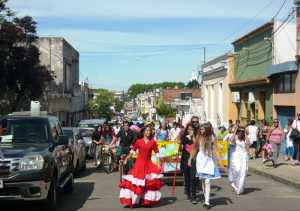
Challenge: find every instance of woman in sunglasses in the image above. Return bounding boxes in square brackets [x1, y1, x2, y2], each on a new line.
[267, 119, 285, 168]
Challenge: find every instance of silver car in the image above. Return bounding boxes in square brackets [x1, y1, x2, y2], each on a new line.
[63, 127, 87, 176]
[79, 127, 96, 157]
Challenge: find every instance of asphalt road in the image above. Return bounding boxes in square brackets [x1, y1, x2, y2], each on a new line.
[2, 162, 300, 211]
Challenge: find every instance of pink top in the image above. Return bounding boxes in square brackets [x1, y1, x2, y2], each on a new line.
[269, 127, 284, 144]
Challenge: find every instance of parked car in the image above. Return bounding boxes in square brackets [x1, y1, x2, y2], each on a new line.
[79, 127, 95, 157]
[63, 127, 86, 175]
[78, 119, 106, 130]
[0, 112, 74, 210]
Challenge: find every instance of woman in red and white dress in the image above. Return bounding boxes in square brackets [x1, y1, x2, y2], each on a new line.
[119, 125, 163, 207]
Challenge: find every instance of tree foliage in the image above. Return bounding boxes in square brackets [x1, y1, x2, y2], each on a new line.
[155, 100, 176, 118]
[187, 79, 200, 88]
[114, 98, 124, 113]
[127, 82, 185, 99]
[89, 89, 115, 120]
[0, 0, 53, 114]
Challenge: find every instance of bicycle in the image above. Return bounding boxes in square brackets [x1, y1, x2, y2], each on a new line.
[118, 149, 136, 181]
[94, 142, 115, 174]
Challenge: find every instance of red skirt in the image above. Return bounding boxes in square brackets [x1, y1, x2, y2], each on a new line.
[119, 159, 163, 206]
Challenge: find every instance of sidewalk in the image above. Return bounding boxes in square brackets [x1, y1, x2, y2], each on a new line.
[248, 157, 300, 189]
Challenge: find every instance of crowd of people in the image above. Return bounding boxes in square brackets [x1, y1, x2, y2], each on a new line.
[225, 114, 300, 167]
[90, 113, 300, 209]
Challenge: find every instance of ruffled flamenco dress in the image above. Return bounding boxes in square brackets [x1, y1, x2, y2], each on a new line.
[119, 138, 163, 207]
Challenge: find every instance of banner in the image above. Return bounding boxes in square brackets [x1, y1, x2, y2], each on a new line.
[215, 139, 228, 167]
[152, 141, 180, 173]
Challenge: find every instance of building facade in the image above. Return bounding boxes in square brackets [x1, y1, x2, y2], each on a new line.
[229, 21, 296, 125]
[162, 88, 203, 122]
[266, 10, 299, 126]
[202, 53, 230, 128]
[38, 37, 89, 126]
[136, 89, 161, 121]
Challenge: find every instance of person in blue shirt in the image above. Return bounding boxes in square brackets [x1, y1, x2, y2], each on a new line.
[156, 122, 169, 141]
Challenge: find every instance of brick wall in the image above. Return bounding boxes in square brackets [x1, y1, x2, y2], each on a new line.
[162, 88, 201, 103]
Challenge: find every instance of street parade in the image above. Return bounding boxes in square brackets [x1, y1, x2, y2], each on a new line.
[1, 0, 300, 211]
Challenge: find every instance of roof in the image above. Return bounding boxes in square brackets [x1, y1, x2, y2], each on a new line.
[232, 22, 274, 46]
[162, 88, 201, 102]
[6, 111, 55, 119]
[202, 53, 229, 68]
[267, 61, 298, 77]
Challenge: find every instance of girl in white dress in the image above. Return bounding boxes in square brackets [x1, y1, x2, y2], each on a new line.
[228, 127, 250, 195]
[189, 123, 224, 209]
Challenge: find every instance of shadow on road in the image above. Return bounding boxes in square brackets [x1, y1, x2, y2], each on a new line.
[211, 197, 233, 207]
[57, 182, 95, 211]
[211, 185, 222, 192]
[157, 196, 177, 207]
[243, 187, 262, 195]
[1, 182, 95, 211]
[76, 167, 97, 178]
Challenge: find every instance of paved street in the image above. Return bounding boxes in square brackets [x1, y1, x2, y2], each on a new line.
[2, 162, 300, 211]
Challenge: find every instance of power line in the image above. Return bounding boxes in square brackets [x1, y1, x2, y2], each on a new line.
[201, 0, 283, 63]
[218, 0, 277, 44]
[271, 7, 296, 37]
[273, 0, 289, 18]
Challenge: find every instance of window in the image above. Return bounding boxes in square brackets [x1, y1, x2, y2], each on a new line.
[273, 72, 296, 93]
[181, 93, 192, 100]
[5, 119, 49, 143]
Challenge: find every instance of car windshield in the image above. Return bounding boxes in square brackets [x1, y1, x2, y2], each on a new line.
[79, 123, 99, 130]
[63, 129, 73, 139]
[79, 129, 93, 137]
[0, 119, 49, 143]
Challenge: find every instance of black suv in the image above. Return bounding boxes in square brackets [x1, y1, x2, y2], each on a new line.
[0, 112, 74, 210]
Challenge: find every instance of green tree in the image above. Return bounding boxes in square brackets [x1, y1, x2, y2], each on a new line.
[187, 79, 200, 88]
[89, 89, 115, 120]
[0, 0, 53, 114]
[127, 82, 185, 99]
[114, 98, 124, 113]
[155, 100, 177, 118]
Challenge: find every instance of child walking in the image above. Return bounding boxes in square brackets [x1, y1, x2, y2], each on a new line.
[189, 123, 223, 209]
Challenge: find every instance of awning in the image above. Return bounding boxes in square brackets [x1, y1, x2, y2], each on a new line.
[267, 61, 298, 77]
[229, 77, 270, 88]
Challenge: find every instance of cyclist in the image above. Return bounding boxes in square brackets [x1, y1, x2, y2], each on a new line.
[100, 123, 116, 145]
[92, 125, 102, 166]
[111, 120, 137, 173]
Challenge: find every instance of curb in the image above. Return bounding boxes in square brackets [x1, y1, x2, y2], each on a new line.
[249, 167, 300, 189]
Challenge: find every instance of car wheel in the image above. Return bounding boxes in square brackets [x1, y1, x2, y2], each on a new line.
[43, 177, 57, 211]
[63, 173, 74, 194]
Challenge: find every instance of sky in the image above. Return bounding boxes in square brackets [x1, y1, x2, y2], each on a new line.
[8, 0, 294, 90]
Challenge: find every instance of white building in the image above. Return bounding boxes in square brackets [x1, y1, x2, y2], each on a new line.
[136, 89, 160, 121]
[202, 53, 230, 128]
[38, 37, 89, 126]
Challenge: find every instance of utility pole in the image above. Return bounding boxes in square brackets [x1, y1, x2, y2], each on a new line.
[197, 47, 206, 85]
[295, 0, 300, 61]
[203, 47, 206, 64]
